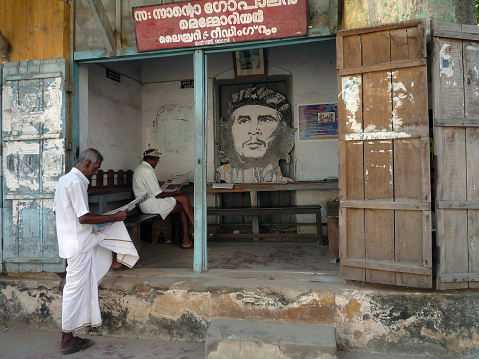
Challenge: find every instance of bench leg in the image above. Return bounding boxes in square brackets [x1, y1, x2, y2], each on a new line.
[127, 225, 141, 259]
[250, 191, 260, 241]
[316, 209, 324, 245]
[328, 216, 339, 263]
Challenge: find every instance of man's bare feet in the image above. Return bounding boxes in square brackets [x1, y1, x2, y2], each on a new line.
[111, 252, 122, 268]
[111, 261, 122, 269]
[182, 236, 193, 248]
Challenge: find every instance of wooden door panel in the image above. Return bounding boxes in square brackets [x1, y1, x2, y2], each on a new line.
[363, 71, 392, 130]
[342, 36, 361, 68]
[433, 21, 479, 289]
[464, 41, 479, 119]
[435, 39, 464, 120]
[436, 128, 467, 201]
[338, 20, 432, 288]
[362, 31, 391, 65]
[339, 207, 365, 281]
[364, 140, 394, 200]
[343, 141, 364, 200]
[392, 67, 428, 133]
[338, 75, 362, 135]
[395, 139, 422, 201]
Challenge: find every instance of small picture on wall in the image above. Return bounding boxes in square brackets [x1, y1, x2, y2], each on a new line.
[298, 103, 339, 141]
[233, 49, 267, 78]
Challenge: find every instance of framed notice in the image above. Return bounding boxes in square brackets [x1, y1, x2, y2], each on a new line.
[234, 49, 267, 78]
[298, 103, 338, 141]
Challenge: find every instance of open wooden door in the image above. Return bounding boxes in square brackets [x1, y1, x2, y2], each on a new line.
[432, 21, 479, 290]
[337, 20, 432, 288]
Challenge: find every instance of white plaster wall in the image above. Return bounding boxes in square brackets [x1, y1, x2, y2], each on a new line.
[141, 54, 215, 183]
[86, 63, 143, 170]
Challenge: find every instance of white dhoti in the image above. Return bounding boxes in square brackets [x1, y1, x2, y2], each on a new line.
[139, 197, 176, 220]
[61, 221, 138, 332]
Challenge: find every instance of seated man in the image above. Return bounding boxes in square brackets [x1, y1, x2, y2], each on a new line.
[132, 149, 194, 248]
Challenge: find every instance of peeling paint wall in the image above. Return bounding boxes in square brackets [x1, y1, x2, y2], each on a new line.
[2, 275, 479, 357]
[343, 0, 477, 30]
[3, 77, 64, 193]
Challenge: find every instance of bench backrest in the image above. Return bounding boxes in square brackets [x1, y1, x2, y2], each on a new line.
[89, 169, 133, 192]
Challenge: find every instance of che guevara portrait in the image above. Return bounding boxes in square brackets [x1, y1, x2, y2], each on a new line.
[217, 87, 295, 183]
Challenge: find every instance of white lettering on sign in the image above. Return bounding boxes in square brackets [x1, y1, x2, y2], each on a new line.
[133, 0, 306, 51]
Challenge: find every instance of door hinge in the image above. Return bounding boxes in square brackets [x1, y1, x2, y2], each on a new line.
[65, 139, 73, 151]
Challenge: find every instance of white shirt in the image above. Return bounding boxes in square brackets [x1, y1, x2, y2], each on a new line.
[132, 161, 176, 219]
[132, 161, 162, 199]
[54, 167, 102, 258]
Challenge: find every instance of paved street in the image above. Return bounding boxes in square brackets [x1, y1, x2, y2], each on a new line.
[0, 326, 467, 359]
[0, 327, 204, 359]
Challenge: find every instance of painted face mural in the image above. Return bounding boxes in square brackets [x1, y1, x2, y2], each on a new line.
[217, 87, 295, 183]
[231, 105, 281, 160]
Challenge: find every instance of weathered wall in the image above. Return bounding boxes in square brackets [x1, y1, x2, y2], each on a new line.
[2, 274, 479, 357]
[0, 0, 70, 62]
[343, 0, 477, 30]
[84, 63, 143, 170]
[141, 54, 198, 184]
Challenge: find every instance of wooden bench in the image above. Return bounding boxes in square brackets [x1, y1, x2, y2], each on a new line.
[88, 169, 178, 257]
[88, 169, 135, 214]
[207, 205, 323, 243]
[124, 211, 161, 257]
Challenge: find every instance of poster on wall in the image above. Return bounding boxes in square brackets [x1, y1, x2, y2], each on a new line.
[298, 103, 338, 141]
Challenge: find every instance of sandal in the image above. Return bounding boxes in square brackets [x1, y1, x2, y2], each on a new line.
[61, 337, 94, 355]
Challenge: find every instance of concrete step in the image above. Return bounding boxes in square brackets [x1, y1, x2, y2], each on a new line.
[206, 319, 337, 359]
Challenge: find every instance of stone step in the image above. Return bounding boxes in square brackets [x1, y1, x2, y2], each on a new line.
[206, 318, 337, 359]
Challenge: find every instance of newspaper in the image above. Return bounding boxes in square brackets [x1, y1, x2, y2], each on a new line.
[102, 193, 149, 215]
[93, 193, 148, 228]
[160, 171, 191, 193]
[212, 183, 234, 189]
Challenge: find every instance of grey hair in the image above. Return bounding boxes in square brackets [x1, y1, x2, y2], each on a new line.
[77, 148, 103, 165]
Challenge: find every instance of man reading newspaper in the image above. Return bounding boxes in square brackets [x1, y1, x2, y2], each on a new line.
[132, 149, 194, 248]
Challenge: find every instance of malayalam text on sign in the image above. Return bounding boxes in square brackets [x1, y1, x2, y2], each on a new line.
[133, 0, 307, 51]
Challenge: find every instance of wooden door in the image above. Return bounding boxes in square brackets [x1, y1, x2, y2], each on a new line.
[432, 21, 479, 290]
[2, 59, 67, 272]
[337, 20, 432, 288]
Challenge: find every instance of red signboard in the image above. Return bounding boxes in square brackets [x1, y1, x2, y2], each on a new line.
[132, 0, 307, 51]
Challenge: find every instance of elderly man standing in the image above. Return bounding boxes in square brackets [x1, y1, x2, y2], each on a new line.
[54, 148, 139, 355]
[133, 149, 194, 248]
